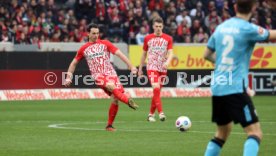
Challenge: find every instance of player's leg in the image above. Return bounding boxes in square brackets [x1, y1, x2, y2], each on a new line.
[147, 70, 157, 115]
[147, 98, 156, 122]
[106, 96, 119, 131]
[147, 70, 165, 121]
[105, 77, 138, 110]
[236, 92, 262, 156]
[226, 91, 261, 156]
[157, 72, 167, 121]
[243, 122, 262, 156]
[96, 75, 138, 110]
[106, 83, 138, 110]
[205, 96, 232, 156]
[146, 70, 157, 121]
[204, 123, 232, 156]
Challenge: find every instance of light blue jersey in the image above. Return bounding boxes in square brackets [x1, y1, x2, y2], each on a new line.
[207, 17, 269, 96]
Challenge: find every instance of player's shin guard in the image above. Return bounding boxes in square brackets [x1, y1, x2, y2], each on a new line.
[150, 98, 156, 115]
[108, 103, 119, 126]
[112, 88, 129, 104]
[204, 137, 225, 156]
[153, 88, 163, 113]
[243, 135, 260, 156]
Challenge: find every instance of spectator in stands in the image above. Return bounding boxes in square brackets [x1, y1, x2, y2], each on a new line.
[190, 1, 205, 18]
[36, 0, 47, 16]
[184, 35, 192, 43]
[221, 9, 231, 22]
[0, 27, 12, 42]
[148, 0, 164, 11]
[128, 31, 137, 44]
[222, 0, 235, 17]
[215, 0, 225, 12]
[176, 0, 187, 13]
[193, 27, 209, 43]
[190, 19, 201, 38]
[134, 0, 146, 19]
[141, 20, 150, 34]
[118, 0, 129, 14]
[169, 22, 178, 41]
[265, 17, 273, 29]
[176, 19, 190, 42]
[16, 32, 30, 44]
[208, 22, 217, 35]
[204, 9, 222, 28]
[95, 1, 106, 17]
[165, 1, 177, 16]
[207, 1, 216, 13]
[108, 7, 123, 40]
[176, 9, 192, 28]
[136, 26, 148, 45]
[74, 0, 94, 21]
[153, 2, 166, 20]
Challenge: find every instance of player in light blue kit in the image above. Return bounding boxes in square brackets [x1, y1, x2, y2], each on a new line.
[203, 0, 276, 156]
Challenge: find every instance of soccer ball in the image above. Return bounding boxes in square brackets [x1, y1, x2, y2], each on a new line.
[175, 116, 192, 132]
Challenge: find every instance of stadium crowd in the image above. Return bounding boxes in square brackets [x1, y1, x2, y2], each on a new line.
[0, 0, 275, 44]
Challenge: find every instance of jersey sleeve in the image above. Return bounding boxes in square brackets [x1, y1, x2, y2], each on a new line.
[105, 40, 118, 54]
[167, 36, 173, 50]
[75, 45, 85, 61]
[143, 36, 149, 51]
[207, 34, 216, 52]
[248, 24, 269, 42]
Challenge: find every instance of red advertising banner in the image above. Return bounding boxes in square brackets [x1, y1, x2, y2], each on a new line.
[0, 88, 212, 101]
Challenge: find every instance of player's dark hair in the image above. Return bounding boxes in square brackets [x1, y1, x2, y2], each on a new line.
[236, 0, 256, 14]
[87, 24, 99, 32]
[153, 17, 164, 24]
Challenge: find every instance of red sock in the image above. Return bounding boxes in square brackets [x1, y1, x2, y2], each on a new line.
[112, 88, 129, 104]
[153, 87, 163, 113]
[108, 103, 119, 126]
[150, 98, 156, 115]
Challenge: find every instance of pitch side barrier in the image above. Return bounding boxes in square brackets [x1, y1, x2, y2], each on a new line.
[0, 42, 129, 69]
[0, 69, 275, 101]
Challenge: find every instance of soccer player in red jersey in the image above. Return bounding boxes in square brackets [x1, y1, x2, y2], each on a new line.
[138, 17, 174, 122]
[64, 24, 139, 131]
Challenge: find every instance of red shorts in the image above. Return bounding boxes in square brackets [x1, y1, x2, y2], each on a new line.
[147, 70, 167, 87]
[95, 75, 124, 96]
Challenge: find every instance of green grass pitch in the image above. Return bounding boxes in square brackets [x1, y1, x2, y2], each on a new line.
[0, 96, 275, 156]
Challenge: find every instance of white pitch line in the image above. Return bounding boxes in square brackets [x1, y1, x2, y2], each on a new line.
[1, 120, 276, 124]
[47, 123, 276, 136]
[0, 120, 275, 136]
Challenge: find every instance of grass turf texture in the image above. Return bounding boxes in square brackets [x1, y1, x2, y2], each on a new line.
[0, 96, 275, 156]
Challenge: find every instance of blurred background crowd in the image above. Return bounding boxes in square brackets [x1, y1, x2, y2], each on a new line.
[0, 0, 275, 45]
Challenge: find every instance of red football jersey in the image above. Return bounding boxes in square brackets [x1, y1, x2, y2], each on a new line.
[75, 39, 118, 79]
[143, 33, 173, 72]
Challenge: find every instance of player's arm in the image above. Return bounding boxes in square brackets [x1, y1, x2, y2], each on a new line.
[138, 50, 147, 76]
[114, 49, 137, 74]
[268, 30, 276, 40]
[163, 49, 173, 69]
[64, 58, 79, 87]
[203, 47, 216, 63]
[163, 36, 174, 69]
